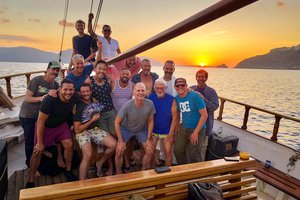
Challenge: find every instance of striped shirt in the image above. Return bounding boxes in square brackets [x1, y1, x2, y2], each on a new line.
[112, 80, 133, 113]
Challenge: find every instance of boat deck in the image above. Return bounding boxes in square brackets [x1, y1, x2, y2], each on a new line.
[6, 146, 145, 200]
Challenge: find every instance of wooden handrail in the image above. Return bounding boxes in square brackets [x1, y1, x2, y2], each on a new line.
[20, 158, 256, 200]
[217, 96, 300, 142]
[0, 69, 66, 98]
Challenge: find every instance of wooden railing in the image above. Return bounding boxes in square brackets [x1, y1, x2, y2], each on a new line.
[20, 158, 256, 200]
[0, 69, 66, 98]
[217, 96, 300, 142]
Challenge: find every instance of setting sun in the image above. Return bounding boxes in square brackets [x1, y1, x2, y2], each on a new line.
[200, 62, 205, 67]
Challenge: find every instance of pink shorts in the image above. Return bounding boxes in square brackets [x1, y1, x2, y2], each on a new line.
[34, 122, 72, 146]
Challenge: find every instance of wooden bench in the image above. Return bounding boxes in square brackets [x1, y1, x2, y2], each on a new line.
[20, 158, 256, 200]
[255, 162, 300, 199]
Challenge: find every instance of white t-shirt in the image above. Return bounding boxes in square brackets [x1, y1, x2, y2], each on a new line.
[97, 35, 120, 60]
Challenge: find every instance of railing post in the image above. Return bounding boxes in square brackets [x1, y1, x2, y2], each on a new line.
[271, 115, 282, 141]
[25, 74, 31, 85]
[241, 106, 251, 130]
[4, 77, 12, 98]
[217, 99, 226, 120]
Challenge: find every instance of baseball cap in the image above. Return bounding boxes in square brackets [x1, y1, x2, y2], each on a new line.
[174, 78, 187, 86]
[47, 61, 61, 69]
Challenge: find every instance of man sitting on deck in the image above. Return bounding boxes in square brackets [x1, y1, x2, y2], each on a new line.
[174, 78, 208, 164]
[73, 83, 116, 179]
[149, 78, 177, 166]
[25, 79, 78, 188]
[115, 83, 155, 174]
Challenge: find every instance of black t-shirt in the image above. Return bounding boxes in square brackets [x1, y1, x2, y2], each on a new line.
[72, 34, 95, 61]
[73, 100, 98, 130]
[40, 93, 78, 128]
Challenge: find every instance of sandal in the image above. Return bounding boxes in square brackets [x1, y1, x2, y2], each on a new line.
[155, 159, 165, 167]
[123, 165, 131, 173]
[129, 158, 136, 166]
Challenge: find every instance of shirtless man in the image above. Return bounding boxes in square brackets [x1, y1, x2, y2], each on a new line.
[131, 59, 159, 96]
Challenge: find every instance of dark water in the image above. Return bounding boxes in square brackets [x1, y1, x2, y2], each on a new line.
[0, 62, 299, 149]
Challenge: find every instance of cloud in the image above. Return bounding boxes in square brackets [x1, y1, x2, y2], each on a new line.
[0, 18, 9, 23]
[28, 18, 41, 23]
[0, 34, 37, 42]
[0, 6, 8, 15]
[58, 19, 74, 27]
[276, 1, 286, 7]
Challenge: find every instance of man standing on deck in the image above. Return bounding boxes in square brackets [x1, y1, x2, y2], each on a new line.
[174, 78, 208, 164]
[25, 79, 78, 188]
[190, 69, 219, 160]
[131, 59, 159, 97]
[88, 13, 121, 60]
[161, 60, 177, 97]
[149, 79, 177, 166]
[111, 68, 133, 113]
[115, 83, 155, 174]
[66, 40, 103, 92]
[68, 20, 96, 72]
[113, 56, 142, 80]
[19, 61, 60, 168]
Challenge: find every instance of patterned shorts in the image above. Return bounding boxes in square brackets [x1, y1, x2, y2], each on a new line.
[75, 128, 109, 148]
[153, 133, 168, 139]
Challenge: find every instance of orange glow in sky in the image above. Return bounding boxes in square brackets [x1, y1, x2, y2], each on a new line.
[0, 0, 299, 67]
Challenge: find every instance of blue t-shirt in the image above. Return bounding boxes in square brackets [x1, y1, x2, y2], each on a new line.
[175, 91, 206, 129]
[66, 64, 93, 91]
[149, 93, 174, 134]
[72, 34, 95, 61]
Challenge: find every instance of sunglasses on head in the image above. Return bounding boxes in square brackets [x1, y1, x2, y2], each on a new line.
[103, 29, 111, 32]
[175, 84, 186, 88]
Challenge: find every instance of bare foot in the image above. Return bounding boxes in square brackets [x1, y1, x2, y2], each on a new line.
[35, 171, 40, 177]
[57, 158, 66, 168]
[106, 168, 113, 176]
[95, 162, 103, 177]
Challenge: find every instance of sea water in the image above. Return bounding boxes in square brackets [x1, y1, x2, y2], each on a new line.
[0, 62, 299, 149]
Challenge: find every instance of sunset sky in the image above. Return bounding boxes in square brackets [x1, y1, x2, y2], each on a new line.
[0, 0, 299, 67]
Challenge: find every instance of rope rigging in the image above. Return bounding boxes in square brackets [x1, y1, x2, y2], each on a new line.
[58, 0, 69, 63]
[92, 0, 104, 36]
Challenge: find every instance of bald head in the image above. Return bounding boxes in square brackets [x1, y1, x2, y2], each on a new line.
[133, 82, 146, 100]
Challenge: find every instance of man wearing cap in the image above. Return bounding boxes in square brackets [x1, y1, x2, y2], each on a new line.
[19, 61, 61, 168]
[190, 69, 219, 160]
[174, 78, 208, 164]
[26, 79, 78, 188]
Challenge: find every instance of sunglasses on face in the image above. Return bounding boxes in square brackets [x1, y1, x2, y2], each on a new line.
[103, 29, 111, 32]
[175, 84, 186, 88]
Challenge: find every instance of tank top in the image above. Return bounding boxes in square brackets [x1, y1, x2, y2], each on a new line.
[112, 80, 133, 113]
[90, 76, 114, 113]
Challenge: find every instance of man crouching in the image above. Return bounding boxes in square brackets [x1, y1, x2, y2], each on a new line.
[73, 83, 117, 179]
[115, 82, 155, 174]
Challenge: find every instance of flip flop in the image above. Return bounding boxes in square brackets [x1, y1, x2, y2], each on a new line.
[129, 158, 136, 166]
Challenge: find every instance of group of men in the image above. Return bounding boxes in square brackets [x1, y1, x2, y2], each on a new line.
[20, 14, 219, 189]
